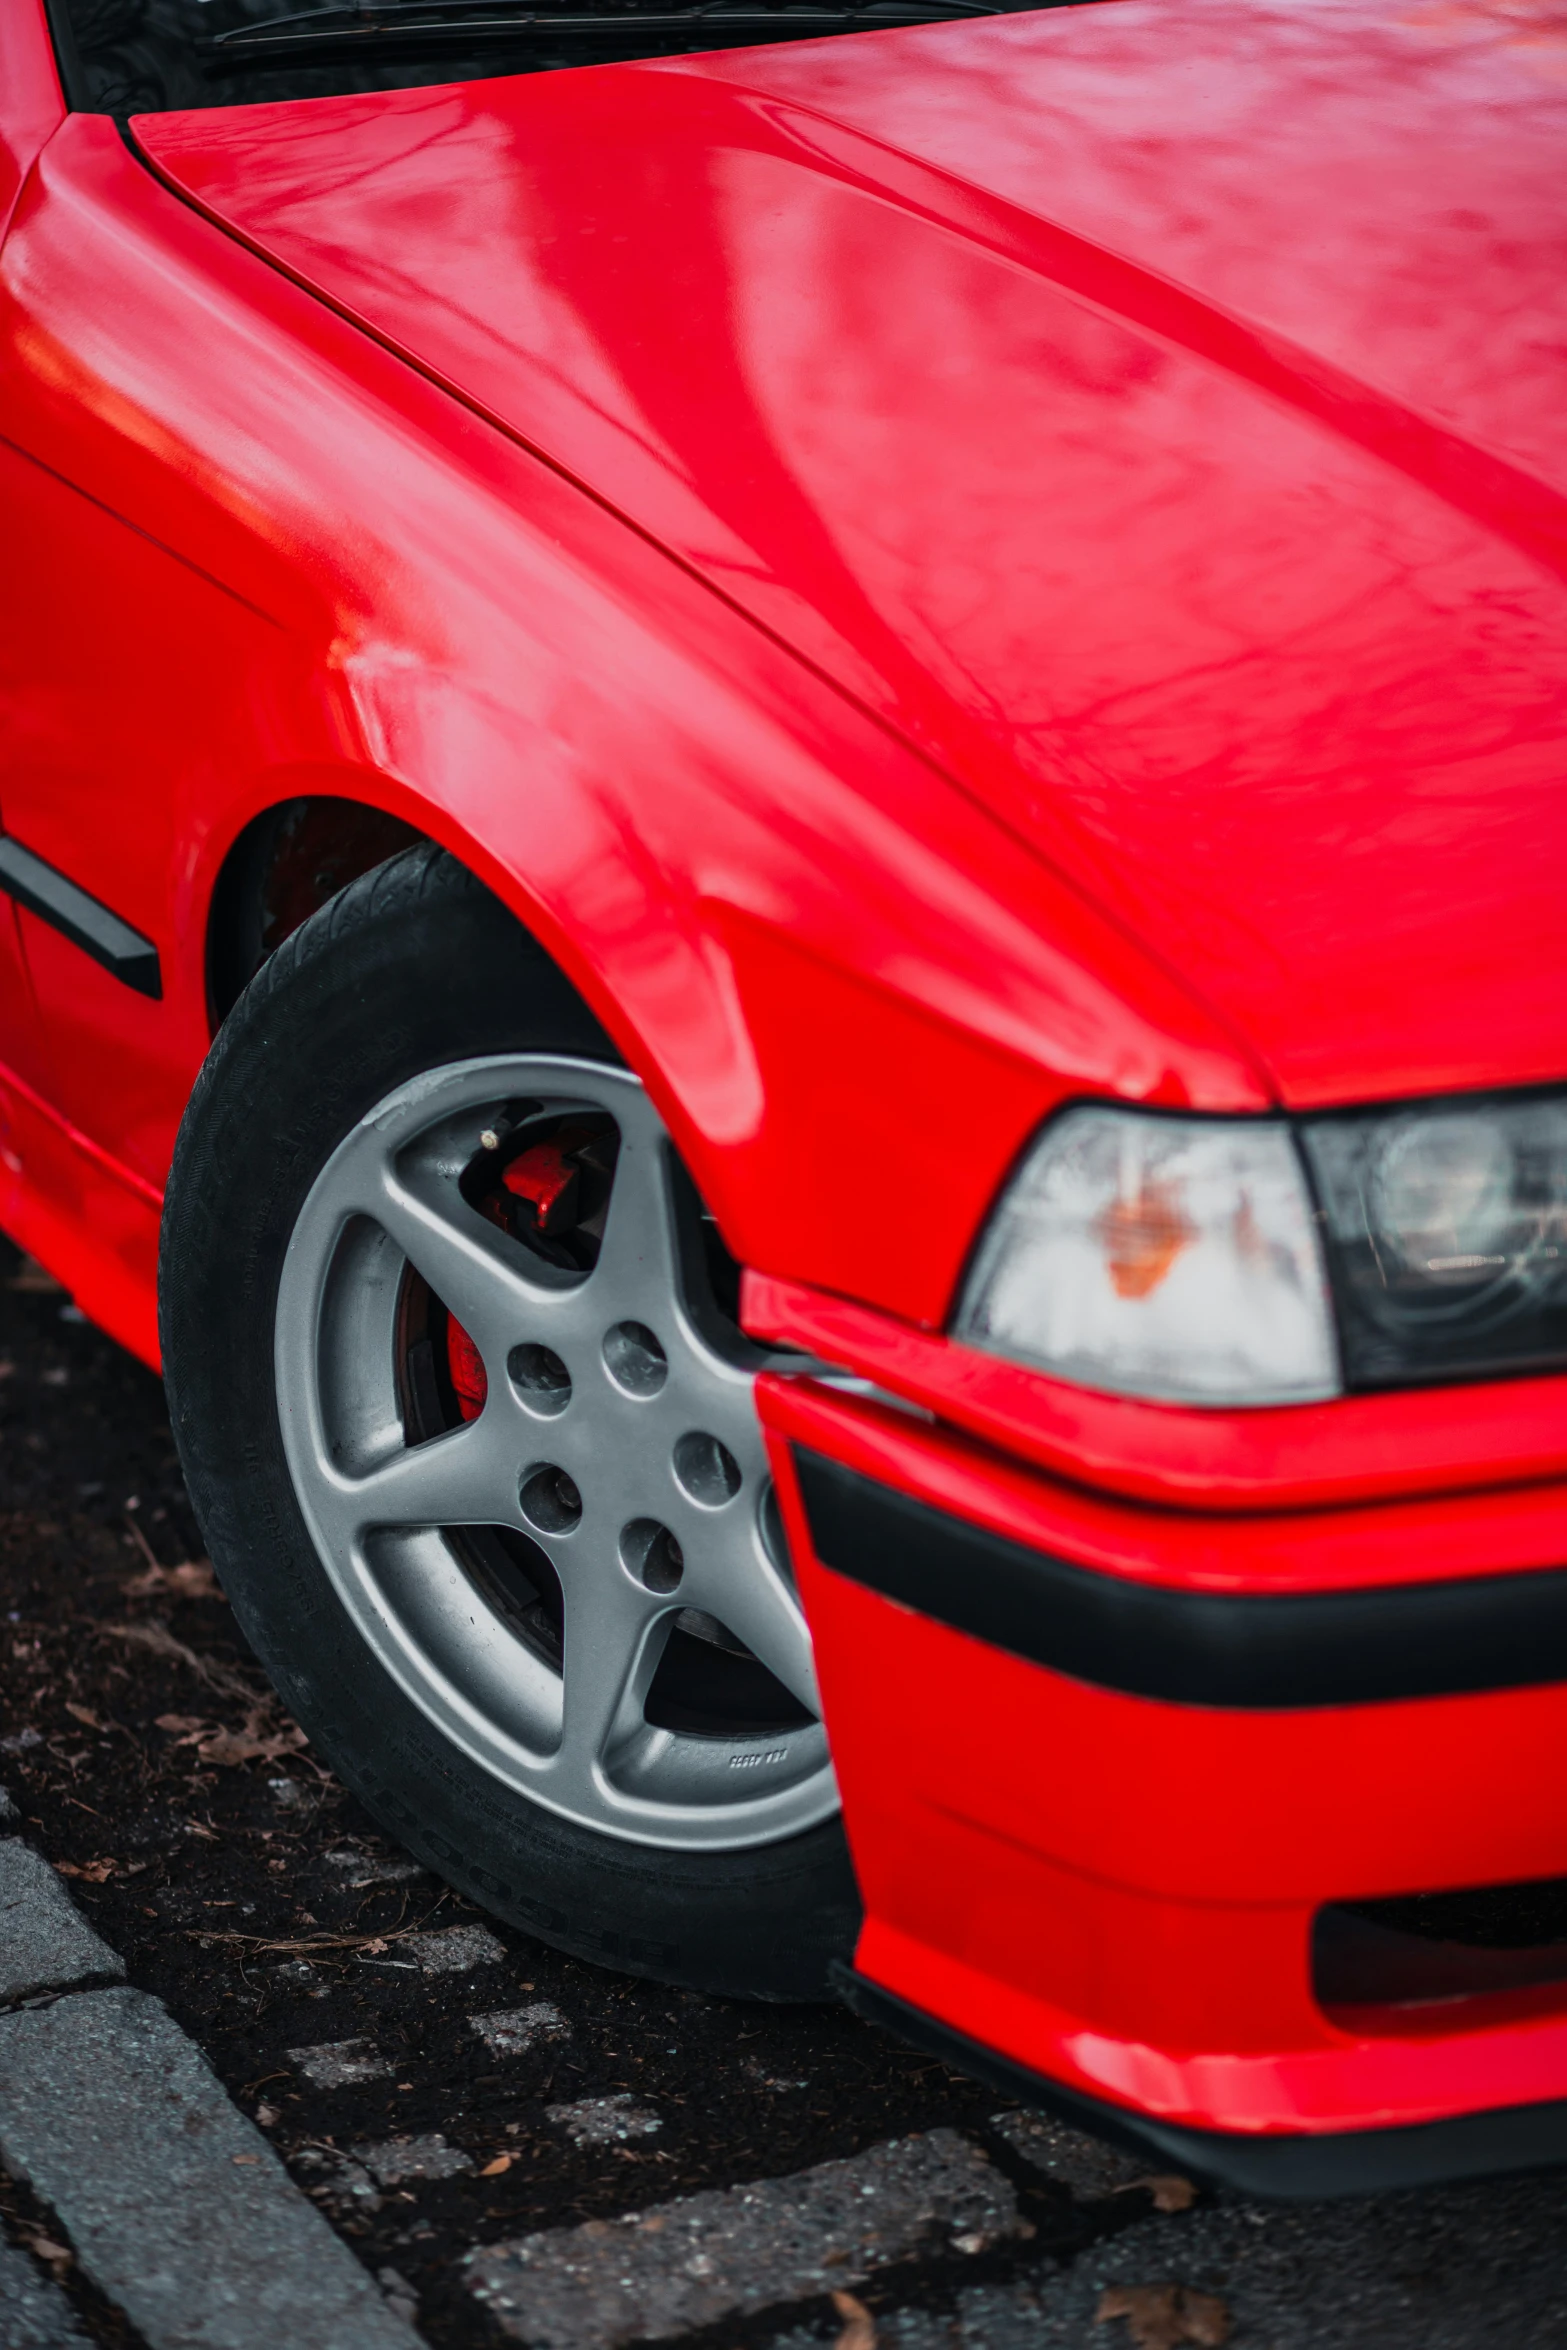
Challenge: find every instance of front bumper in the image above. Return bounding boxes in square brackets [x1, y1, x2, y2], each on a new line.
[836, 1974, 1567, 2198]
[750, 1282, 1567, 2193]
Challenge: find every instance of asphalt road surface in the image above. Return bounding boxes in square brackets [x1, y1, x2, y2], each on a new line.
[2, 1239, 1566, 2350]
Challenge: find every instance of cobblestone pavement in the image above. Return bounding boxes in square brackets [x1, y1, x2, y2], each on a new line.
[3, 1242, 1567, 2349]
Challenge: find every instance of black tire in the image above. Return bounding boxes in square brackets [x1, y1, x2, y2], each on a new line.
[161, 844, 859, 1998]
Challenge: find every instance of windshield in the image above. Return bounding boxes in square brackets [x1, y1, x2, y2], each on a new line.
[51, 0, 1063, 113]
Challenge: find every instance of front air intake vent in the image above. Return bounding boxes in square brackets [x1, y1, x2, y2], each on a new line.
[1315, 1877, 1567, 2013]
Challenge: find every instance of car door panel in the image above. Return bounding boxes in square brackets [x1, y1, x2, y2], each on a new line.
[0, 78, 290, 1352]
[0, 431, 277, 1189]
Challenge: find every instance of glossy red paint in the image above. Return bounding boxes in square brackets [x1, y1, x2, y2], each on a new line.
[2, 0, 1565, 2168]
[3, 108, 1240, 1349]
[137, 0, 1567, 1112]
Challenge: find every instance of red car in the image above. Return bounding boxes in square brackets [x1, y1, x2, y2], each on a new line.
[3, 0, 1565, 2194]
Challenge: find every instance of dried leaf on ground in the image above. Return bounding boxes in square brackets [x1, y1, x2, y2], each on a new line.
[64, 1701, 104, 1730]
[832, 2290, 878, 2350]
[195, 1706, 308, 1768]
[1128, 2174, 1199, 2213]
[101, 1618, 256, 1701]
[1098, 2282, 1230, 2349]
[8, 1257, 63, 1294]
[125, 1558, 221, 1601]
[194, 1917, 429, 1957]
[18, 2227, 72, 2273]
[111, 1623, 304, 1764]
[56, 1855, 149, 1883]
[479, 2153, 513, 2177]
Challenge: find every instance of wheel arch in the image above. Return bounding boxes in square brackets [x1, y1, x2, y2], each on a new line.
[188, 754, 1085, 1338]
[205, 795, 429, 1025]
[201, 787, 656, 1090]
[196, 774, 763, 1256]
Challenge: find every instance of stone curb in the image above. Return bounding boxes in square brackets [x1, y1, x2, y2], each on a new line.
[0, 1836, 423, 2350]
[0, 1840, 124, 2005]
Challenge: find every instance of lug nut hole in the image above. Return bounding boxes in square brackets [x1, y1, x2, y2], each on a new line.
[602, 1321, 668, 1398]
[519, 1464, 582, 1534]
[508, 1343, 572, 1416]
[673, 1431, 741, 1507]
[620, 1517, 685, 1594]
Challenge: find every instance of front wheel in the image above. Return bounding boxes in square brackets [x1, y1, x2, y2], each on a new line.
[161, 846, 858, 1997]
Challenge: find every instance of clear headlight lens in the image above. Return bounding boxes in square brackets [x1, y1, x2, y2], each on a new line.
[1300, 1097, 1567, 1388]
[956, 1108, 1338, 1406]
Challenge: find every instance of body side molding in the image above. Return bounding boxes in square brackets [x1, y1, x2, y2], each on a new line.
[0, 836, 162, 999]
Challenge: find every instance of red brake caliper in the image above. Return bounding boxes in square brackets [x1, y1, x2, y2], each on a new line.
[444, 1138, 580, 1421]
[500, 1140, 579, 1232]
[446, 1315, 488, 1422]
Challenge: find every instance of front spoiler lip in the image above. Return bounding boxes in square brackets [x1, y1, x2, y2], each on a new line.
[837, 1969, 1567, 2199]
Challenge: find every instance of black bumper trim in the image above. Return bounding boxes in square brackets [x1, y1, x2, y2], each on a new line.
[794, 1448, 1567, 1709]
[0, 836, 162, 1000]
[837, 1968, 1567, 2197]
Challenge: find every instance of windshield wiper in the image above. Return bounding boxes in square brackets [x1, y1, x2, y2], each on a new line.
[210, 0, 1001, 52]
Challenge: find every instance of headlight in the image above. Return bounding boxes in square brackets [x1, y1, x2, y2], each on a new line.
[1300, 1096, 1567, 1388]
[955, 1108, 1338, 1406]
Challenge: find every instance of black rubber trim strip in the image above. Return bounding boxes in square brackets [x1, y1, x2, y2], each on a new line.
[793, 1447, 1567, 1708]
[836, 1967, 1567, 2197]
[0, 837, 162, 1000]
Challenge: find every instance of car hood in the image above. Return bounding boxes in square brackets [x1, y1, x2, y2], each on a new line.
[137, 0, 1567, 1108]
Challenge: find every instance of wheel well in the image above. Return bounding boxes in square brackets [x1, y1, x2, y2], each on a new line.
[207, 798, 426, 1026]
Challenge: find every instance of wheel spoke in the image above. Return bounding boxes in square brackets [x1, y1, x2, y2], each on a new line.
[680, 1538, 820, 1716]
[582, 1115, 683, 1318]
[368, 1161, 564, 1360]
[320, 1418, 515, 1545]
[554, 1576, 672, 1796]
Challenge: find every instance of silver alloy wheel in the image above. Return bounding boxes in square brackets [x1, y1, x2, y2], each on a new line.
[274, 1054, 836, 1852]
